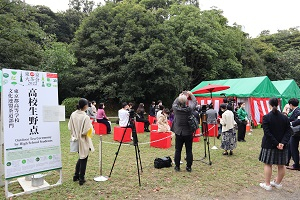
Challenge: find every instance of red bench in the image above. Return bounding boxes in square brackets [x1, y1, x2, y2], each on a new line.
[134, 121, 144, 133]
[150, 130, 172, 149]
[148, 115, 156, 124]
[150, 124, 158, 131]
[113, 126, 132, 142]
[94, 122, 107, 135]
[193, 128, 201, 142]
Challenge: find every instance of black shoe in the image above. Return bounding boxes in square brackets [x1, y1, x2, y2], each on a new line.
[73, 176, 79, 182]
[186, 167, 192, 172]
[217, 135, 220, 139]
[145, 129, 150, 132]
[229, 150, 233, 155]
[223, 151, 228, 155]
[79, 179, 86, 185]
[174, 166, 180, 172]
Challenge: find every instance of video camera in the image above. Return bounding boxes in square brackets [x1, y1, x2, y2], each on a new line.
[128, 109, 136, 119]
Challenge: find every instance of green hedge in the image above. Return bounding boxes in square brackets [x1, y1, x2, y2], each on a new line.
[62, 97, 81, 118]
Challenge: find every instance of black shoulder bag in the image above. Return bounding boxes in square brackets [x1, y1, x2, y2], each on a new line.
[188, 114, 198, 133]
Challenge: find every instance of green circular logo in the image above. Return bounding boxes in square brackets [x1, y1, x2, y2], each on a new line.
[35, 157, 40, 162]
[48, 155, 52, 159]
[6, 162, 11, 166]
[22, 160, 26, 164]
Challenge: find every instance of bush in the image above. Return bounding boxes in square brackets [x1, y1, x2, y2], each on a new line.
[62, 97, 80, 118]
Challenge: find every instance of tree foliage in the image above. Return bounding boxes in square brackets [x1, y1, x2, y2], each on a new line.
[1, 0, 299, 106]
[0, 0, 45, 69]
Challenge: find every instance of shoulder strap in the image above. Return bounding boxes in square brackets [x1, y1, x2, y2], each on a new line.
[70, 114, 86, 138]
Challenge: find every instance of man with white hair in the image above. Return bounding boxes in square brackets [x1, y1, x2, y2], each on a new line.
[172, 91, 197, 172]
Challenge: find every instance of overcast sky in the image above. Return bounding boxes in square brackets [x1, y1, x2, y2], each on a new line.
[26, 0, 300, 38]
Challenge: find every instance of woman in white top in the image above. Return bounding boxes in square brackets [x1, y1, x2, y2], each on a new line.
[118, 102, 130, 127]
[220, 103, 237, 155]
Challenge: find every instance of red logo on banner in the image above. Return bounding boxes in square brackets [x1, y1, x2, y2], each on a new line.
[46, 73, 58, 78]
[30, 72, 34, 76]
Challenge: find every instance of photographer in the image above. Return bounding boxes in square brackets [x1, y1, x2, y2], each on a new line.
[118, 102, 130, 127]
[172, 91, 197, 172]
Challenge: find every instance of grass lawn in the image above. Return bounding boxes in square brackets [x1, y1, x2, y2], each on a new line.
[2, 121, 299, 199]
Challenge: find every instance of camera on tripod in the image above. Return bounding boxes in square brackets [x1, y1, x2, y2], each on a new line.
[200, 104, 208, 123]
[128, 109, 136, 119]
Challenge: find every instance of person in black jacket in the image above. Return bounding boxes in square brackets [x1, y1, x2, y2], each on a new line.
[172, 91, 197, 172]
[259, 98, 291, 191]
[149, 101, 156, 117]
[286, 98, 300, 170]
[136, 103, 150, 132]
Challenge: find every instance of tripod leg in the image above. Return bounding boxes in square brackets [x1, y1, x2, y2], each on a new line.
[109, 127, 127, 177]
[136, 143, 143, 172]
[134, 145, 141, 186]
[202, 123, 207, 158]
[205, 124, 212, 165]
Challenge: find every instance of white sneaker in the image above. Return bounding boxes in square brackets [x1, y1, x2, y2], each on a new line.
[270, 181, 282, 189]
[259, 183, 272, 191]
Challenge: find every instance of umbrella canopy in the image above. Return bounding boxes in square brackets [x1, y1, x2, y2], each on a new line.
[192, 84, 230, 98]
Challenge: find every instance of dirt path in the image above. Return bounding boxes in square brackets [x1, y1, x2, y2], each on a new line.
[139, 170, 300, 200]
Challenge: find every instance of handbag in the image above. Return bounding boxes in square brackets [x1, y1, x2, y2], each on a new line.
[188, 114, 198, 133]
[291, 125, 300, 137]
[70, 137, 79, 152]
[154, 156, 172, 169]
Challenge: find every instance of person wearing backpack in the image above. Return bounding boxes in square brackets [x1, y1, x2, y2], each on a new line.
[172, 91, 197, 172]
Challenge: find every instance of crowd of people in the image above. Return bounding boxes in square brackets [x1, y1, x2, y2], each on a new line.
[68, 95, 300, 189]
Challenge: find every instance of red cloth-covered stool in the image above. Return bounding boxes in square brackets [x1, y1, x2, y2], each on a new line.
[206, 124, 218, 137]
[134, 121, 144, 133]
[150, 124, 158, 131]
[168, 120, 172, 128]
[148, 115, 156, 124]
[193, 128, 201, 142]
[94, 122, 107, 135]
[113, 126, 132, 142]
[150, 130, 172, 149]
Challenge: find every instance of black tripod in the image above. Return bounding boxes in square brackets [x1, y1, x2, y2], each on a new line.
[195, 112, 212, 165]
[109, 113, 143, 186]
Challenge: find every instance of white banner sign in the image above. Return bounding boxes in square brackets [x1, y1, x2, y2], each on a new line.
[2, 69, 62, 179]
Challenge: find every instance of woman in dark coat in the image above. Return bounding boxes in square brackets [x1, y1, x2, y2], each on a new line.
[136, 103, 150, 132]
[259, 98, 291, 191]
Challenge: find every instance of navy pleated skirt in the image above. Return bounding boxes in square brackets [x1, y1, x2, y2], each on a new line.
[259, 148, 288, 165]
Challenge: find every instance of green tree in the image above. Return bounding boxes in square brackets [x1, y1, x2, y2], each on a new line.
[0, 0, 45, 70]
[166, 7, 244, 87]
[73, 1, 189, 104]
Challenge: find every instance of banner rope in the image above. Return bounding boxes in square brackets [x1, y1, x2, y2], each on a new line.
[99, 124, 218, 146]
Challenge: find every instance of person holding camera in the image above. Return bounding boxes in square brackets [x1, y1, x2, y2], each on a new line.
[172, 91, 197, 172]
[237, 102, 248, 142]
[118, 102, 130, 127]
